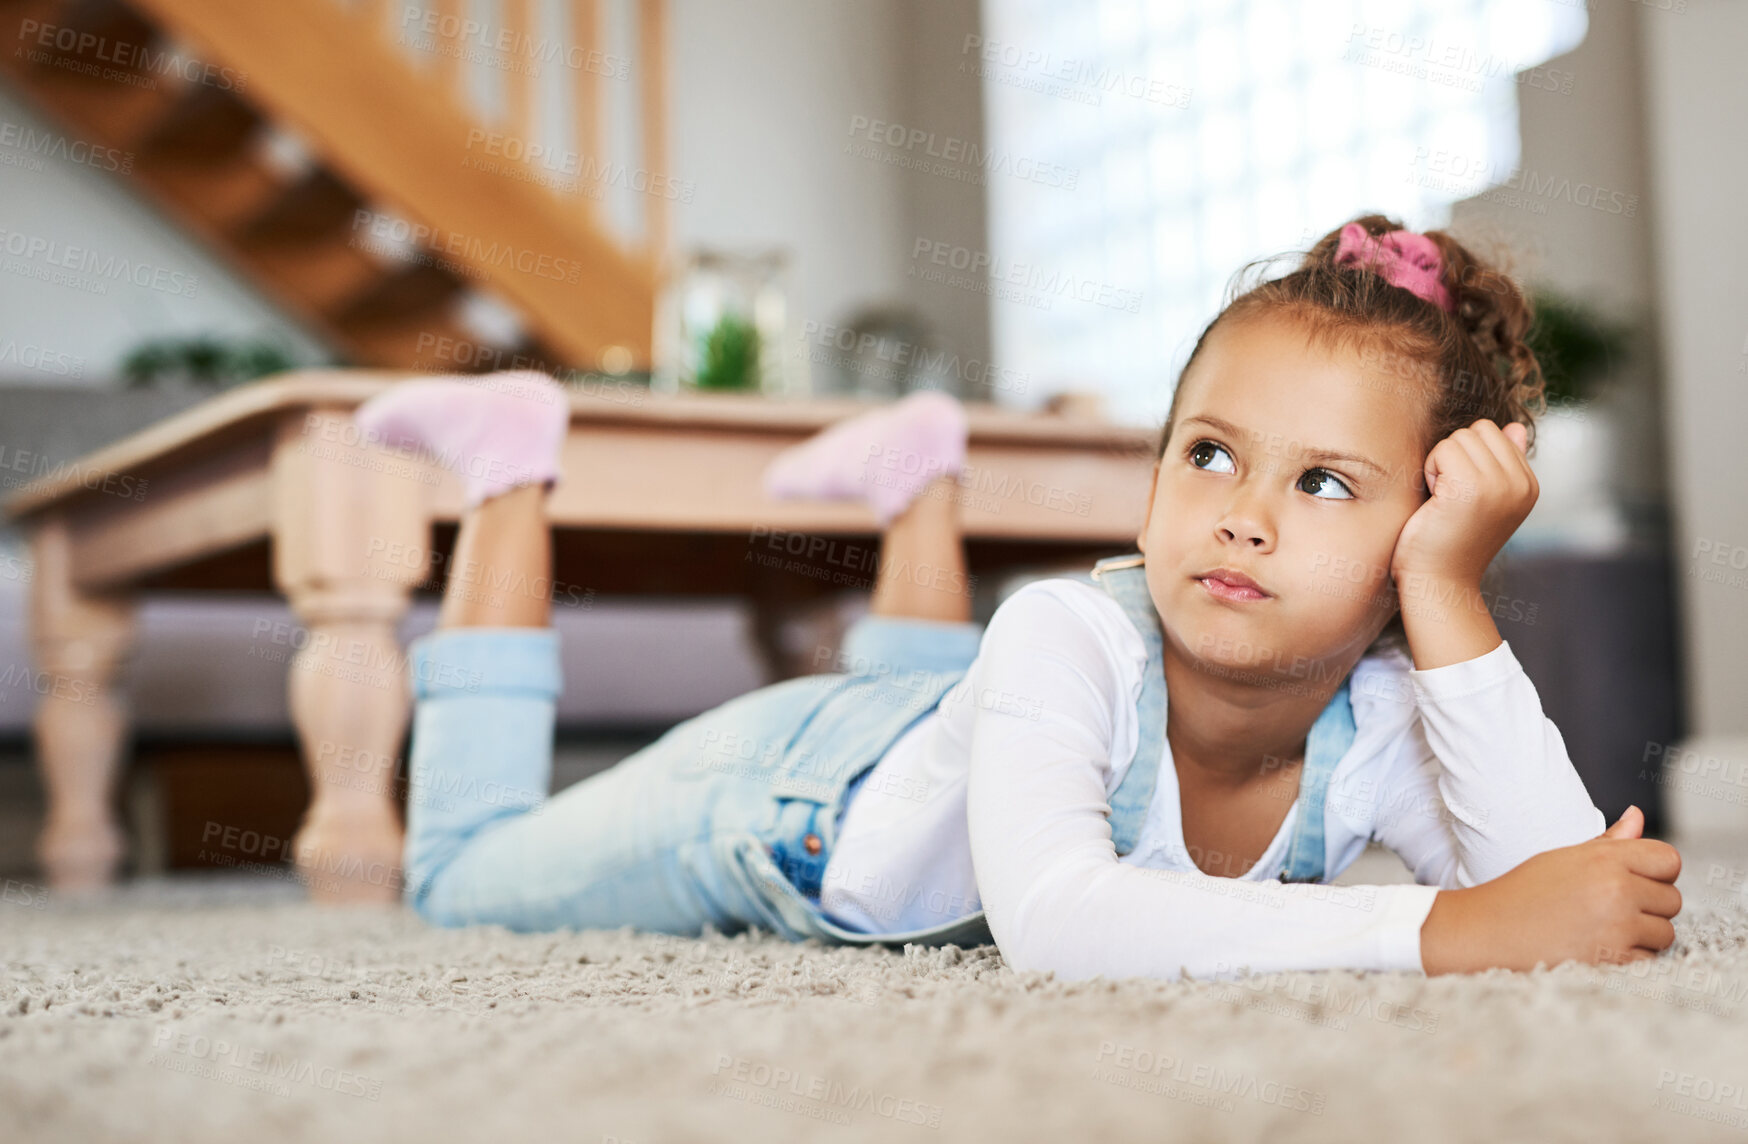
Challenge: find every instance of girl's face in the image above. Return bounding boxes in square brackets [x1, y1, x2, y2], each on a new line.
[1136, 312, 1431, 684]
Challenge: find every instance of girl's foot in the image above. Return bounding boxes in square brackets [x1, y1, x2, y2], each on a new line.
[353, 370, 570, 508]
[762, 390, 968, 526]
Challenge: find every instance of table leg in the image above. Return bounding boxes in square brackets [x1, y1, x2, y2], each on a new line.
[28, 517, 137, 892]
[282, 582, 413, 903]
[273, 406, 432, 904]
[746, 568, 851, 682]
[746, 588, 794, 682]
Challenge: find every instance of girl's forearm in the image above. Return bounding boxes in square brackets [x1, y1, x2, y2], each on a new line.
[1391, 635, 1604, 886]
[1417, 887, 1483, 974]
[1396, 572, 1503, 670]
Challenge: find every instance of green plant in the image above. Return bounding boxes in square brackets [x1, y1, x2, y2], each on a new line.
[1526, 288, 1632, 405]
[693, 313, 760, 391]
[121, 335, 300, 389]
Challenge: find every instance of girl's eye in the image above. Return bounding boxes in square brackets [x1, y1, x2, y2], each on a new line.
[1298, 468, 1354, 500]
[1188, 441, 1235, 473]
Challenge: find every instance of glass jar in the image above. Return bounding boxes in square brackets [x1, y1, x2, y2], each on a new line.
[653, 248, 794, 396]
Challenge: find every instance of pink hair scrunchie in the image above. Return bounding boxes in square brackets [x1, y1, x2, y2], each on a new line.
[1332, 222, 1455, 313]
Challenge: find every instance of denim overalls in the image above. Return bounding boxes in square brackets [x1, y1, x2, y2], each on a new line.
[401, 553, 1355, 946]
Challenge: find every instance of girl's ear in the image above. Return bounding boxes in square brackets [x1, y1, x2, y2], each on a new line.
[1136, 460, 1162, 552]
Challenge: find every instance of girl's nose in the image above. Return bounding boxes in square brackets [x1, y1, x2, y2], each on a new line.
[1215, 491, 1274, 550]
[1217, 521, 1270, 548]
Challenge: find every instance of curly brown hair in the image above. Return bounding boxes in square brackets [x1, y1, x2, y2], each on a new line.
[1155, 213, 1548, 657]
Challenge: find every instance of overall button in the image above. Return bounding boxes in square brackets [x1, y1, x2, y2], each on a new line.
[802, 834, 822, 856]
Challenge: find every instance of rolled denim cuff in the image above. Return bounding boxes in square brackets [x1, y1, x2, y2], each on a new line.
[408, 627, 562, 701]
[837, 614, 984, 679]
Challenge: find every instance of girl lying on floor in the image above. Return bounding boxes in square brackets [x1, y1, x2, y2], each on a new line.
[353, 214, 1681, 981]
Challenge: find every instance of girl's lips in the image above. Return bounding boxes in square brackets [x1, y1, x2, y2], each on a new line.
[1197, 575, 1270, 602]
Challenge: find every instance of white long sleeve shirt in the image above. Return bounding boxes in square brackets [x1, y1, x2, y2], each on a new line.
[819, 577, 1605, 981]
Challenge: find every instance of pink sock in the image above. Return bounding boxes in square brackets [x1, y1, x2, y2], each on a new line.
[352, 370, 570, 508]
[763, 390, 968, 526]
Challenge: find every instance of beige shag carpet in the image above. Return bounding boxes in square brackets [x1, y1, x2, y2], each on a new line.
[5, 843, 1748, 1144]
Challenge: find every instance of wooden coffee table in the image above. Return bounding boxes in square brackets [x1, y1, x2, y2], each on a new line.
[4, 371, 1155, 901]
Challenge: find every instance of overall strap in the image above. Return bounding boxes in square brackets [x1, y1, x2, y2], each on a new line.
[1088, 553, 1166, 856]
[1277, 674, 1357, 884]
[1089, 552, 1359, 881]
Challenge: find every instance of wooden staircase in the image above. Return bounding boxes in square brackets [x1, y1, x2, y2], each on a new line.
[0, 0, 666, 373]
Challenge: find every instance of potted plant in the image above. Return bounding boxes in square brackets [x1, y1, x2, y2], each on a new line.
[120, 335, 303, 389]
[1510, 287, 1636, 554]
[653, 249, 793, 396]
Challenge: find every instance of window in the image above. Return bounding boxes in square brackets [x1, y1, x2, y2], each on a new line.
[978, 0, 1587, 424]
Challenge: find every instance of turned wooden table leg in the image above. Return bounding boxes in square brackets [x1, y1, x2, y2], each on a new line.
[281, 582, 414, 902]
[28, 516, 138, 893]
[272, 406, 432, 904]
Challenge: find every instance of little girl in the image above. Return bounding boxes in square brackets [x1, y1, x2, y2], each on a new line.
[356, 215, 1682, 981]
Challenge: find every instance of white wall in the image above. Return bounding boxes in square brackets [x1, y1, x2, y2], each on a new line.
[668, 0, 910, 331]
[0, 85, 335, 387]
[666, 0, 989, 392]
[1639, 0, 1748, 782]
[894, 0, 992, 386]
